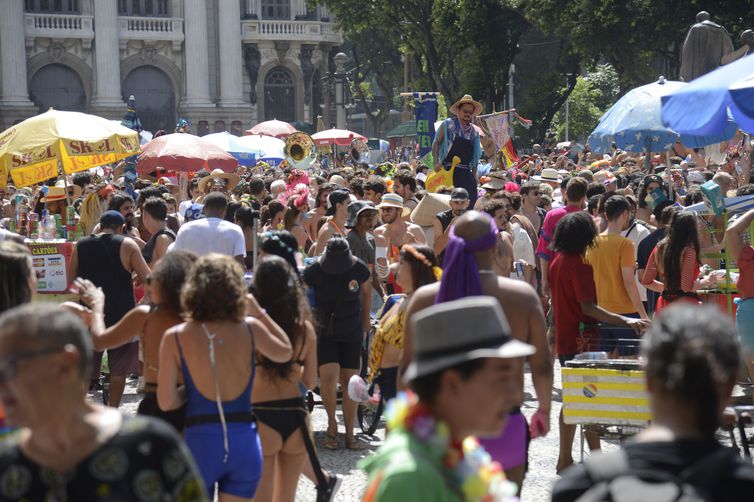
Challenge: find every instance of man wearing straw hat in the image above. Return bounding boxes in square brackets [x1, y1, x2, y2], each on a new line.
[432, 94, 484, 209]
[362, 296, 535, 500]
[374, 193, 427, 293]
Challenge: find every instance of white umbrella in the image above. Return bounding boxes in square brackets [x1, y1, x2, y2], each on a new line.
[235, 134, 285, 160]
[202, 131, 260, 166]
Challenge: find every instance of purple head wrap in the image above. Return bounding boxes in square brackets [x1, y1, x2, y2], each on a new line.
[435, 213, 499, 304]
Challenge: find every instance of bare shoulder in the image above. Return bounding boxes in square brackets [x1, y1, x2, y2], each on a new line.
[407, 283, 441, 314]
[373, 224, 387, 237]
[495, 276, 540, 305]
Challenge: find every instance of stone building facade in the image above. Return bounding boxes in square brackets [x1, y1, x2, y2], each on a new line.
[0, 0, 342, 134]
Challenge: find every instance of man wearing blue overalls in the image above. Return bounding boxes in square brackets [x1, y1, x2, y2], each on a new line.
[431, 94, 483, 209]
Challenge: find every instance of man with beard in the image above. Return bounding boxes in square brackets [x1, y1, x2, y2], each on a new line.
[433, 188, 470, 261]
[374, 193, 426, 294]
[69, 211, 150, 408]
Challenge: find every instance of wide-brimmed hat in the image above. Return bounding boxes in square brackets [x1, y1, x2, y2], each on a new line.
[318, 236, 356, 275]
[481, 178, 505, 191]
[449, 94, 483, 117]
[325, 189, 352, 217]
[346, 200, 378, 229]
[403, 296, 536, 382]
[532, 168, 562, 183]
[41, 179, 82, 202]
[157, 176, 180, 195]
[197, 168, 240, 193]
[593, 170, 617, 186]
[411, 193, 451, 226]
[376, 193, 410, 218]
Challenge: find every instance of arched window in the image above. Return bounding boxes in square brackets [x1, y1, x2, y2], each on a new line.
[122, 66, 175, 133]
[264, 67, 295, 122]
[29, 64, 85, 112]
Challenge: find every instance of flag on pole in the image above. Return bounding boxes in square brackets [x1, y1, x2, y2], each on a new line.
[413, 92, 438, 158]
[477, 111, 521, 169]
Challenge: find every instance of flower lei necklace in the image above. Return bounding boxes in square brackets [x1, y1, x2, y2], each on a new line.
[386, 391, 518, 501]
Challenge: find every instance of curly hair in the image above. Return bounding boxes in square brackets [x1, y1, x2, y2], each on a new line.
[551, 211, 597, 255]
[151, 251, 196, 314]
[642, 304, 739, 436]
[181, 254, 246, 322]
[252, 255, 312, 380]
[0, 241, 33, 313]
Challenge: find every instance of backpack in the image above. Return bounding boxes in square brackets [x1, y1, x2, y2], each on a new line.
[575, 447, 734, 502]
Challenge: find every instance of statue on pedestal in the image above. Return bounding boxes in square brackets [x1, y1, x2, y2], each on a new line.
[679, 11, 734, 81]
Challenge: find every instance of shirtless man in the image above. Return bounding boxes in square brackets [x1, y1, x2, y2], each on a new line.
[312, 189, 351, 256]
[399, 211, 552, 494]
[519, 181, 544, 235]
[374, 193, 427, 294]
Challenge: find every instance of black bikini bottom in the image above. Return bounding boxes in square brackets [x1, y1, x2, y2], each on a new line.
[253, 397, 308, 442]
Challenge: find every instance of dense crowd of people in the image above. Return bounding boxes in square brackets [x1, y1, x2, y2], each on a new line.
[1, 91, 754, 501]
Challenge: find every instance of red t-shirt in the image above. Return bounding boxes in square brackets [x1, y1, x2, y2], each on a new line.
[738, 246, 754, 298]
[549, 252, 598, 355]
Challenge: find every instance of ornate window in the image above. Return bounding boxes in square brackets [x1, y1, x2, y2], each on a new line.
[264, 67, 295, 122]
[25, 0, 80, 13]
[118, 0, 170, 16]
[261, 0, 290, 20]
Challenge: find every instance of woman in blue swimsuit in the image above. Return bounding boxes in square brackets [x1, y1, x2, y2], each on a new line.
[158, 254, 292, 501]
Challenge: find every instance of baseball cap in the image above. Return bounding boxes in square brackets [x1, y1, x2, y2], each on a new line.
[450, 187, 470, 201]
[325, 189, 352, 216]
[99, 210, 125, 227]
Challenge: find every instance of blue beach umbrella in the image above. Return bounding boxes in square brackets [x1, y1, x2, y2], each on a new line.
[202, 131, 260, 166]
[662, 53, 754, 135]
[588, 77, 736, 154]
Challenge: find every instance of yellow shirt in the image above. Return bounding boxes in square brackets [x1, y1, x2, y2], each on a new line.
[585, 233, 637, 314]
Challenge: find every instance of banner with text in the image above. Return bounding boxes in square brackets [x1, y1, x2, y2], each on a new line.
[414, 93, 438, 158]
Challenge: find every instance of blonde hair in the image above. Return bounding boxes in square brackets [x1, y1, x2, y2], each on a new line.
[80, 192, 107, 235]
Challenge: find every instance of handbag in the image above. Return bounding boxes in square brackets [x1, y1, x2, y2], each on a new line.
[426, 156, 461, 193]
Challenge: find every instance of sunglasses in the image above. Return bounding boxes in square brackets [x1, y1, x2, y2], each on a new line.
[0, 346, 63, 382]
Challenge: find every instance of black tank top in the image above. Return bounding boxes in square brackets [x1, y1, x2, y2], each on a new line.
[141, 228, 176, 264]
[77, 234, 135, 327]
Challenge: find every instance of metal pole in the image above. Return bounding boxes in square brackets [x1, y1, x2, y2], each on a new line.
[565, 99, 570, 143]
[507, 64, 515, 110]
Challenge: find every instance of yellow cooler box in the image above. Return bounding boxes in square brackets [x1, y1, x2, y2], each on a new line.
[562, 359, 651, 427]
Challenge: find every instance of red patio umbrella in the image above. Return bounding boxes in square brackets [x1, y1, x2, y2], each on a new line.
[311, 128, 367, 147]
[245, 119, 297, 139]
[137, 133, 238, 173]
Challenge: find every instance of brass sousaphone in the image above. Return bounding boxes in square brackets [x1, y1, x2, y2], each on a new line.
[348, 137, 370, 165]
[284, 132, 317, 169]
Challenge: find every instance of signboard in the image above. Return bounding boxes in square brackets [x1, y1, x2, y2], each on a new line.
[413, 92, 437, 158]
[27, 240, 74, 293]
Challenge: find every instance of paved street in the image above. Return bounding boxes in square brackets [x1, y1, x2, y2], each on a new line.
[107, 361, 625, 501]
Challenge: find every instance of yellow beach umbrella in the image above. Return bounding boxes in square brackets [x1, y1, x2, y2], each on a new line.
[0, 108, 140, 188]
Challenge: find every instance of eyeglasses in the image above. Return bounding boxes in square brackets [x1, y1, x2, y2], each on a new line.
[0, 346, 64, 382]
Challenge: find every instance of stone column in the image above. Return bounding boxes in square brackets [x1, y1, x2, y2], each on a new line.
[218, 0, 246, 107]
[0, 1, 32, 105]
[92, 0, 123, 107]
[182, 0, 213, 106]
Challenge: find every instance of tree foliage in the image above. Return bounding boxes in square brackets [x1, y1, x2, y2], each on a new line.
[550, 64, 620, 142]
[522, 0, 754, 91]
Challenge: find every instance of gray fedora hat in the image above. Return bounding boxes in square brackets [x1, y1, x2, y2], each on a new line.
[403, 296, 535, 382]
